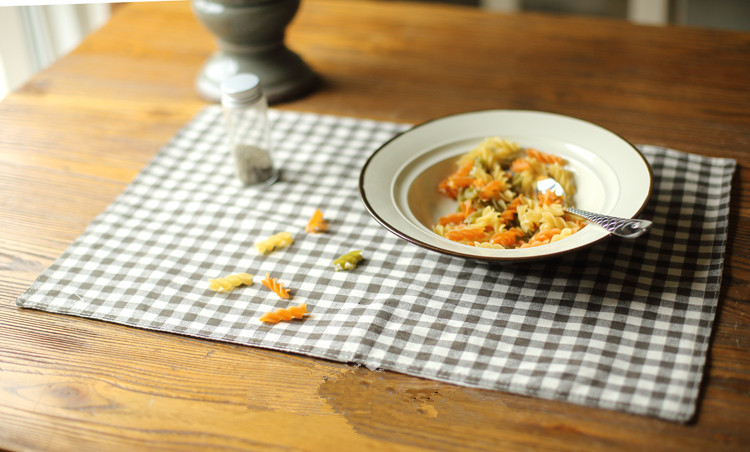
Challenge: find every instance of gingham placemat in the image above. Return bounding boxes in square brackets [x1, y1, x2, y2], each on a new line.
[16, 106, 736, 422]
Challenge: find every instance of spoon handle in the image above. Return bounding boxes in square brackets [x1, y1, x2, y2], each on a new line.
[565, 207, 652, 238]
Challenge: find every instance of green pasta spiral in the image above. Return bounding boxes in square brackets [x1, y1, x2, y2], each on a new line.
[333, 250, 363, 271]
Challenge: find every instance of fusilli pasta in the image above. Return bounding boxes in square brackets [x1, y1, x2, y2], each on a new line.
[433, 138, 585, 248]
[259, 303, 308, 324]
[305, 209, 329, 233]
[208, 272, 254, 292]
[333, 250, 363, 271]
[255, 232, 294, 255]
[261, 272, 291, 299]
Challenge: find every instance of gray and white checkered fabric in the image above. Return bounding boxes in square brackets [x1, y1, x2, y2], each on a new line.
[16, 106, 736, 422]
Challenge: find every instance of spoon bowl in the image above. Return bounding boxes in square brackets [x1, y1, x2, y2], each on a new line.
[536, 177, 652, 238]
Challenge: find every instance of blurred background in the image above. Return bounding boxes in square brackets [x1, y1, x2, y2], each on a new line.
[404, 0, 750, 31]
[1, 0, 748, 100]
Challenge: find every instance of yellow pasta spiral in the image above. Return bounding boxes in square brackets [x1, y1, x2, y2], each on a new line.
[458, 137, 520, 169]
[474, 242, 506, 249]
[208, 273, 254, 292]
[550, 227, 578, 243]
[255, 232, 294, 255]
[539, 209, 569, 231]
[471, 206, 504, 232]
[547, 163, 577, 203]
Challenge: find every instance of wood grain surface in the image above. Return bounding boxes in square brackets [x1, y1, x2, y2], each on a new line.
[1, 1, 748, 450]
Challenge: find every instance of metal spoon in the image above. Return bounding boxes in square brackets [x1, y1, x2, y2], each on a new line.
[536, 178, 652, 238]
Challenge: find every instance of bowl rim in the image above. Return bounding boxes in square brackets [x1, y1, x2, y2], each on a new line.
[359, 109, 653, 262]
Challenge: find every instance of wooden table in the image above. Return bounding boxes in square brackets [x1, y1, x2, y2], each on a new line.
[1, 1, 748, 450]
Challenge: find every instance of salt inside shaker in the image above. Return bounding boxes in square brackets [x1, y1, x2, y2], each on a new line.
[221, 73, 278, 185]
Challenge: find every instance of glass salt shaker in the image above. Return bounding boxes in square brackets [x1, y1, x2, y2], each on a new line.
[221, 73, 278, 185]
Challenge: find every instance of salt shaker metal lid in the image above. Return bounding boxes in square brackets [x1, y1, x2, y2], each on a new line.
[221, 73, 264, 107]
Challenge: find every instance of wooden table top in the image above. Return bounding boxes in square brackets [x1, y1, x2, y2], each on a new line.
[1, 1, 748, 450]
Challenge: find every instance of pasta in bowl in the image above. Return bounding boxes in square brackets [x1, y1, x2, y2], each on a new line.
[359, 110, 652, 262]
[431, 137, 585, 249]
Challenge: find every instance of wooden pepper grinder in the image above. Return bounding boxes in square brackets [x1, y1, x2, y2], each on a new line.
[192, 0, 318, 104]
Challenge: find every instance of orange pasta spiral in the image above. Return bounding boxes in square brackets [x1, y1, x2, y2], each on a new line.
[526, 148, 566, 165]
[478, 179, 507, 200]
[520, 228, 563, 248]
[261, 272, 291, 299]
[438, 211, 467, 226]
[489, 228, 524, 246]
[537, 190, 564, 206]
[438, 162, 474, 199]
[259, 303, 308, 324]
[500, 195, 524, 223]
[305, 209, 329, 233]
[445, 226, 487, 242]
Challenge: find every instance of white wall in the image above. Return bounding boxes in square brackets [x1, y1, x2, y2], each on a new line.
[0, 4, 110, 100]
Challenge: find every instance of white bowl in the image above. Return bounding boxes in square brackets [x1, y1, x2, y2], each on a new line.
[359, 110, 653, 262]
